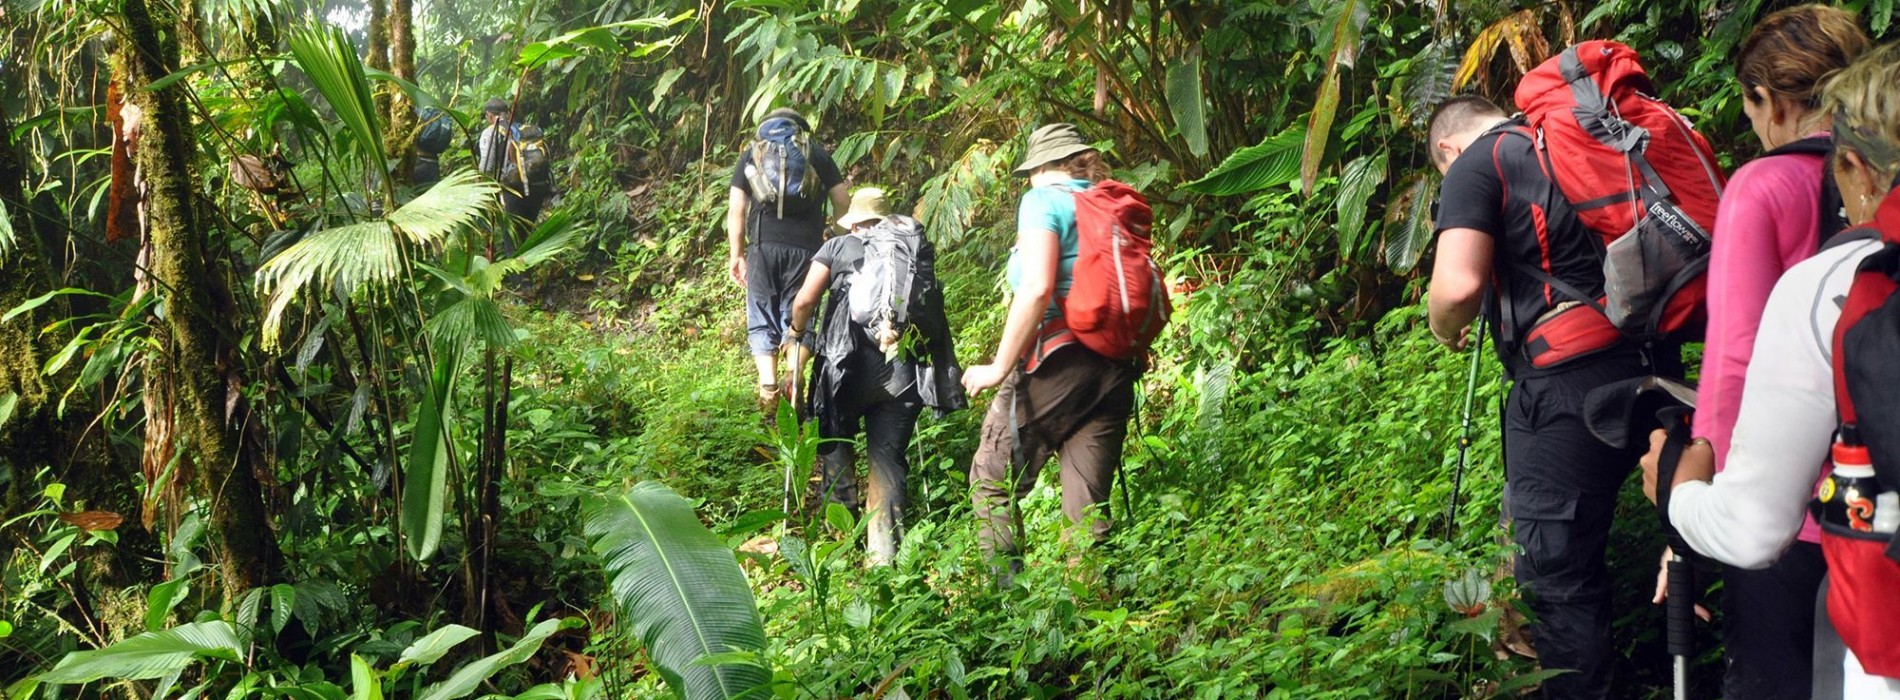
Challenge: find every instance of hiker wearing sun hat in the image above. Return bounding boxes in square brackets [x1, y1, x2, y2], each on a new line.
[726, 107, 850, 413]
[785, 185, 966, 565]
[836, 186, 891, 231]
[962, 122, 1168, 584]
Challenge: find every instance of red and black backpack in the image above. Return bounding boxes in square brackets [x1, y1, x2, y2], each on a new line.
[1821, 187, 1900, 677]
[1499, 41, 1726, 362]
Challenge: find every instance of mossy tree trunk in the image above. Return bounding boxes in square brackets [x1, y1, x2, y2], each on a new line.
[118, 0, 279, 600]
[0, 77, 63, 504]
[385, 0, 419, 180]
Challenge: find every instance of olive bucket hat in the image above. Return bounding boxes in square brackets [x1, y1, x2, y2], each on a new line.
[837, 187, 891, 229]
[1013, 123, 1097, 177]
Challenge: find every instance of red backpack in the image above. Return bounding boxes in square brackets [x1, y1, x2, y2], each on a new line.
[1513, 41, 1726, 340]
[1065, 180, 1170, 360]
[1821, 189, 1900, 677]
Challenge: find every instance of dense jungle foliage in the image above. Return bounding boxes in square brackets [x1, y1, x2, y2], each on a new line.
[2, 0, 1896, 697]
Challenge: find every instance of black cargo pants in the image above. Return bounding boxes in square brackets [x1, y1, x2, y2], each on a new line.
[1503, 351, 1649, 700]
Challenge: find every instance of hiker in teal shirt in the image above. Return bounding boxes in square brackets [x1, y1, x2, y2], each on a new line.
[1005, 178, 1087, 318]
[963, 124, 1142, 586]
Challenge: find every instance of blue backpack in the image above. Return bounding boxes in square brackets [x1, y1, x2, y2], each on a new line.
[416, 107, 454, 155]
[743, 116, 819, 218]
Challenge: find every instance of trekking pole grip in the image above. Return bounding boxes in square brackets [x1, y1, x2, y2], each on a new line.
[1666, 554, 1696, 657]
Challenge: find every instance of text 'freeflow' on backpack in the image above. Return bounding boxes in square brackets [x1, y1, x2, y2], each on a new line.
[1513, 40, 1727, 342]
[846, 215, 933, 356]
[1065, 180, 1171, 360]
[744, 116, 822, 219]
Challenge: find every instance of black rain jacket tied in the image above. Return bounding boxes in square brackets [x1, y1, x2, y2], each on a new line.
[806, 229, 966, 435]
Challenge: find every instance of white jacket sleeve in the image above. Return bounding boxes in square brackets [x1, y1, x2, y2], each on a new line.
[1670, 240, 1879, 568]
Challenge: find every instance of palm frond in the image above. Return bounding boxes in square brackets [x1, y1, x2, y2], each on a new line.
[585, 482, 770, 700]
[255, 221, 400, 348]
[288, 25, 385, 168]
[425, 296, 516, 352]
[388, 170, 497, 248]
[36, 621, 245, 684]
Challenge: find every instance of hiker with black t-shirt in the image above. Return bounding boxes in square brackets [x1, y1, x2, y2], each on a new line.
[726, 107, 849, 411]
[1425, 95, 1687, 699]
[785, 187, 965, 566]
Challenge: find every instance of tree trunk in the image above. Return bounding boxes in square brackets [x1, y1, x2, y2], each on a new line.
[385, 0, 419, 179]
[367, 0, 392, 121]
[118, 0, 280, 600]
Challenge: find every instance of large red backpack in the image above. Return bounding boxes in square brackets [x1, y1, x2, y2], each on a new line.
[1823, 189, 1900, 677]
[1065, 180, 1170, 360]
[1513, 41, 1726, 340]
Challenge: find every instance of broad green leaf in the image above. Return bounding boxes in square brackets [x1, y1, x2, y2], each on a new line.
[1496, 668, 1576, 695]
[1336, 154, 1388, 259]
[269, 584, 296, 635]
[417, 618, 581, 700]
[1875, 0, 1894, 34]
[0, 392, 15, 431]
[402, 353, 457, 561]
[398, 624, 480, 667]
[351, 654, 382, 700]
[1182, 126, 1306, 196]
[585, 482, 770, 699]
[0, 196, 14, 256]
[1382, 171, 1440, 274]
[1165, 51, 1208, 158]
[3, 287, 112, 324]
[650, 67, 686, 112]
[37, 621, 244, 683]
[145, 579, 190, 632]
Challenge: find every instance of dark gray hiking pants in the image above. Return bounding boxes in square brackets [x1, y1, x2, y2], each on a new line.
[969, 346, 1138, 562]
[817, 398, 923, 566]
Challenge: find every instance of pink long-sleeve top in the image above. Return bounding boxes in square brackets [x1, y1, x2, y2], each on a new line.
[1693, 144, 1827, 544]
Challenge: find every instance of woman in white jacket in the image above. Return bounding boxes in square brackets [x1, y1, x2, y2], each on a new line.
[1641, 41, 1900, 696]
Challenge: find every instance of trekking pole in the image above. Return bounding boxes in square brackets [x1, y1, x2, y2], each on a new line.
[1654, 406, 1699, 700]
[782, 344, 802, 516]
[1443, 315, 1489, 543]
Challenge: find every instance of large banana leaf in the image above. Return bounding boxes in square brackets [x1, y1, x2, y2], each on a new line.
[584, 482, 769, 700]
[1165, 51, 1208, 158]
[1300, 0, 1368, 192]
[37, 621, 244, 684]
[1182, 126, 1305, 196]
[1383, 170, 1440, 274]
[1336, 153, 1388, 260]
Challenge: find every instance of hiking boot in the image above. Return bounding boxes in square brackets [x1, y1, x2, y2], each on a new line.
[756, 383, 779, 415]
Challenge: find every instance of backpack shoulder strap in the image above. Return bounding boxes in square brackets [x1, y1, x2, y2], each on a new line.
[1764, 135, 1833, 158]
[1822, 226, 1881, 253]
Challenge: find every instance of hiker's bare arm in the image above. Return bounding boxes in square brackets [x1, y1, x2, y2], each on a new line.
[964, 228, 1058, 393]
[726, 186, 749, 286]
[790, 261, 831, 337]
[1427, 227, 1493, 350]
[827, 183, 850, 233]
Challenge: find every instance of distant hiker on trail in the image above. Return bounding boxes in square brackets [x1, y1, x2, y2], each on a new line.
[962, 123, 1168, 585]
[412, 105, 453, 186]
[477, 98, 551, 245]
[726, 107, 849, 412]
[1653, 8, 1867, 698]
[1425, 44, 1720, 695]
[1640, 42, 1900, 697]
[786, 187, 966, 566]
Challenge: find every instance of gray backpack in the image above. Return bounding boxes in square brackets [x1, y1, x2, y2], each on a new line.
[846, 215, 932, 354]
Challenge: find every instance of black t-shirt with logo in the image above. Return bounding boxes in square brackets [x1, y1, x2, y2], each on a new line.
[730, 144, 845, 251]
[1435, 129, 1608, 354]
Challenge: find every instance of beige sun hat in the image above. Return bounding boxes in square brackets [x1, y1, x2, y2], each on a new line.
[1013, 123, 1098, 177]
[837, 187, 891, 228]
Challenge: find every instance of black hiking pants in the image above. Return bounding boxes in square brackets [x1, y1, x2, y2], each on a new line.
[1503, 351, 1648, 700]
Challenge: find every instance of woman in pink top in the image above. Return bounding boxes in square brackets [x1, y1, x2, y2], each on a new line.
[1671, 6, 1868, 699]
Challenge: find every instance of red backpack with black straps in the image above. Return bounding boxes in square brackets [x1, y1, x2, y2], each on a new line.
[1821, 189, 1900, 677]
[1066, 180, 1170, 361]
[1512, 41, 1727, 341]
